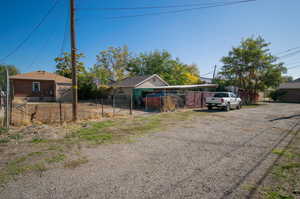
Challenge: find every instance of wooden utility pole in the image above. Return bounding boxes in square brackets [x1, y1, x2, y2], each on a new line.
[212, 65, 217, 80]
[70, 0, 78, 121]
[5, 68, 10, 128]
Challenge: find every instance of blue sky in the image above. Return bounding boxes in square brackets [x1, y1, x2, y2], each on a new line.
[1, 0, 300, 79]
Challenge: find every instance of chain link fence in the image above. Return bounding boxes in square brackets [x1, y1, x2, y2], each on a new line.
[10, 94, 140, 126]
[9, 91, 216, 126]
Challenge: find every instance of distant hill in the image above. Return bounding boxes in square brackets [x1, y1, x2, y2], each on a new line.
[294, 78, 300, 82]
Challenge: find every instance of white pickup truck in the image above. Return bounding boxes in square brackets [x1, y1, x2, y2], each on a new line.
[206, 92, 242, 111]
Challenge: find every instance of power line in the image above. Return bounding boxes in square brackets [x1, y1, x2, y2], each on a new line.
[279, 49, 300, 59]
[275, 46, 300, 55]
[60, 9, 70, 56]
[287, 65, 300, 70]
[201, 71, 213, 76]
[78, 0, 250, 10]
[0, 0, 60, 63]
[102, 0, 256, 20]
[28, 27, 59, 69]
[286, 60, 300, 66]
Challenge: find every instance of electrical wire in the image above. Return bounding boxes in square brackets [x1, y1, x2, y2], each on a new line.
[275, 46, 300, 56]
[286, 60, 300, 66]
[287, 65, 300, 70]
[59, 11, 70, 56]
[78, 0, 252, 10]
[0, 0, 61, 63]
[102, 0, 256, 19]
[279, 49, 300, 59]
[201, 71, 213, 76]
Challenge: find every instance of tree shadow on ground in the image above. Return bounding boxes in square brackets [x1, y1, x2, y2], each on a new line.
[193, 109, 224, 113]
[269, 114, 300, 122]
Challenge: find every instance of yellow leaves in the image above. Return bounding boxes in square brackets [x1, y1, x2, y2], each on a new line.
[184, 72, 200, 84]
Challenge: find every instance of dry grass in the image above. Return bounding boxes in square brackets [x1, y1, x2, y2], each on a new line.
[0, 109, 210, 186]
[64, 157, 89, 169]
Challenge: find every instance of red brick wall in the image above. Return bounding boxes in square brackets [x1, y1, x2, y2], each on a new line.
[12, 79, 55, 97]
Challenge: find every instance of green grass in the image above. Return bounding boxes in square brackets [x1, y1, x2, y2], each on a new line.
[8, 134, 23, 140]
[0, 128, 8, 134]
[28, 151, 44, 156]
[263, 190, 295, 199]
[243, 104, 267, 109]
[262, 133, 300, 199]
[30, 137, 47, 143]
[71, 111, 205, 145]
[0, 138, 10, 144]
[45, 154, 65, 163]
[0, 110, 208, 185]
[272, 149, 296, 159]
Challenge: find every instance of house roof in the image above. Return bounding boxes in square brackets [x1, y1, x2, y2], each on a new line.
[200, 77, 213, 83]
[111, 74, 169, 88]
[141, 84, 218, 89]
[279, 82, 300, 89]
[10, 71, 72, 83]
[294, 78, 300, 82]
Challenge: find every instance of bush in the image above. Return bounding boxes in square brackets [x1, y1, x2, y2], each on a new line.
[269, 90, 287, 101]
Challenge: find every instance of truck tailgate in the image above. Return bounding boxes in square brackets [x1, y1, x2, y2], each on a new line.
[206, 97, 222, 104]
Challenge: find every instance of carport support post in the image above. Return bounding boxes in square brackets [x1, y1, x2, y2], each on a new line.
[145, 96, 148, 111]
[112, 95, 115, 117]
[129, 91, 133, 115]
[59, 101, 62, 125]
[101, 97, 104, 117]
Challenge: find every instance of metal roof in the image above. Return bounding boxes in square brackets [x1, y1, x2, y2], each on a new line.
[141, 84, 218, 89]
[279, 82, 300, 89]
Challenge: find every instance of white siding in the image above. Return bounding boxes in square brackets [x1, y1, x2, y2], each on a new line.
[136, 76, 168, 88]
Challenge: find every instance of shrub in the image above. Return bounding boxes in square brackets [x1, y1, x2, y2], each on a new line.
[269, 90, 287, 101]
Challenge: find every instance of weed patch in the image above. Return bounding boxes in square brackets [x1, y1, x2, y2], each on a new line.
[0, 138, 9, 144]
[0, 128, 8, 134]
[261, 133, 300, 199]
[45, 154, 65, 163]
[64, 157, 88, 169]
[31, 137, 47, 143]
[8, 134, 23, 140]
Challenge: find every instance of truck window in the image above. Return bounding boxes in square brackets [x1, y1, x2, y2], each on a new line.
[213, 93, 229, 97]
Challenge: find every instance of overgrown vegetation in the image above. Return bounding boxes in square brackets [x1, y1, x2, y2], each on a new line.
[69, 110, 201, 145]
[269, 90, 287, 101]
[259, 133, 300, 199]
[0, 110, 208, 186]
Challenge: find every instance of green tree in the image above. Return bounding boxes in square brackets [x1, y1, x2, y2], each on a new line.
[0, 64, 19, 89]
[127, 50, 200, 85]
[281, 76, 293, 82]
[220, 36, 286, 103]
[93, 46, 130, 83]
[54, 52, 85, 78]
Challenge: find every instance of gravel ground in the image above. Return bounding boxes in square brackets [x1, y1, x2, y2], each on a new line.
[1, 103, 300, 199]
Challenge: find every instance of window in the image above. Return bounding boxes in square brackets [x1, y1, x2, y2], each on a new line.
[32, 82, 40, 93]
[231, 93, 236, 98]
[213, 93, 229, 97]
